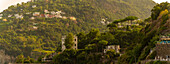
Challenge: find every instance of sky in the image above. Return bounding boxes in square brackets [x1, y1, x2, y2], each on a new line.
[0, 0, 169, 12]
[0, 0, 30, 12]
[153, 0, 170, 3]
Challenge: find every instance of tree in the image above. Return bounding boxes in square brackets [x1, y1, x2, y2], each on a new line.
[107, 23, 118, 34]
[37, 55, 44, 62]
[53, 49, 77, 64]
[98, 40, 108, 52]
[85, 44, 97, 53]
[99, 32, 115, 43]
[151, 2, 169, 20]
[105, 49, 119, 63]
[77, 32, 86, 49]
[65, 33, 74, 49]
[24, 56, 31, 63]
[77, 51, 88, 64]
[124, 16, 138, 24]
[87, 29, 100, 40]
[16, 54, 24, 63]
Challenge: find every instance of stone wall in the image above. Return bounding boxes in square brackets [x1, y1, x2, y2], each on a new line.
[156, 44, 170, 59]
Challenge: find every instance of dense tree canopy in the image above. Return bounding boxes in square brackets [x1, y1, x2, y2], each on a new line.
[65, 33, 74, 49]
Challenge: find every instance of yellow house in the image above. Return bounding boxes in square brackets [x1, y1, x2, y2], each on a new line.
[70, 17, 76, 21]
[3, 19, 7, 22]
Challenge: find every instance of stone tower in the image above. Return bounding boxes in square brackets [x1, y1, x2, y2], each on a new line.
[61, 36, 78, 52]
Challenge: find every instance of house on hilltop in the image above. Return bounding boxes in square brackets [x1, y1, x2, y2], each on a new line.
[31, 0, 37, 2]
[104, 45, 120, 53]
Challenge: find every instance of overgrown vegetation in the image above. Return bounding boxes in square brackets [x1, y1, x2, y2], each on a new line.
[0, 0, 155, 58]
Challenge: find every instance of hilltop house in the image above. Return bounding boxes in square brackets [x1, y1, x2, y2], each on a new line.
[70, 17, 76, 21]
[61, 35, 78, 52]
[0, 14, 3, 17]
[31, 0, 37, 2]
[116, 20, 140, 31]
[32, 5, 37, 8]
[117, 20, 139, 28]
[30, 17, 35, 20]
[101, 18, 111, 25]
[26, 12, 31, 15]
[104, 45, 120, 53]
[0, 14, 2, 19]
[14, 14, 23, 19]
[44, 10, 50, 13]
[3, 19, 7, 22]
[8, 15, 12, 17]
[155, 35, 170, 61]
[33, 12, 40, 16]
[51, 11, 56, 15]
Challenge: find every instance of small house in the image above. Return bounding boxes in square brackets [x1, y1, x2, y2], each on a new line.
[44, 10, 49, 13]
[70, 17, 76, 21]
[101, 21, 105, 25]
[8, 15, 12, 17]
[104, 45, 120, 53]
[30, 17, 35, 20]
[62, 16, 67, 19]
[0, 14, 3, 17]
[32, 5, 37, 8]
[26, 12, 31, 15]
[55, 15, 62, 18]
[33, 26, 38, 30]
[51, 11, 56, 15]
[3, 19, 7, 22]
[31, 0, 38, 2]
[14, 14, 23, 19]
[40, 14, 45, 17]
[45, 14, 50, 18]
[33, 12, 40, 16]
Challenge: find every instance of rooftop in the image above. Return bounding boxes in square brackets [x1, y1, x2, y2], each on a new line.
[160, 35, 170, 40]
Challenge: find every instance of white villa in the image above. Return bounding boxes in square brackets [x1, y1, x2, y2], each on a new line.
[104, 45, 120, 53]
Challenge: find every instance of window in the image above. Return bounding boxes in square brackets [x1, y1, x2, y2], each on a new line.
[75, 44, 76, 46]
[75, 39, 77, 41]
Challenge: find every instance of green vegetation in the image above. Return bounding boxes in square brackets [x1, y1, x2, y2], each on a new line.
[52, 18, 145, 63]
[0, 0, 155, 58]
[146, 61, 167, 64]
[16, 54, 35, 63]
[118, 2, 170, 64]
[65, 33, 74, 49]
[8, 1, 170, 64]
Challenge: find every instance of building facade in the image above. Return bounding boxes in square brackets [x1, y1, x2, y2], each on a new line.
[104, 45, 120, 53]
[155, 35, 170, 61]
[61, 35, 78, 52]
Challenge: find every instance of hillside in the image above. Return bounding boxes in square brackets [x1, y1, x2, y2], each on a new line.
[0, 0, 155, 57]
[119, 2, 170, 64]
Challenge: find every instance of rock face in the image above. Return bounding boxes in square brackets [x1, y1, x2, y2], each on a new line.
[0, 50, 14, 64]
